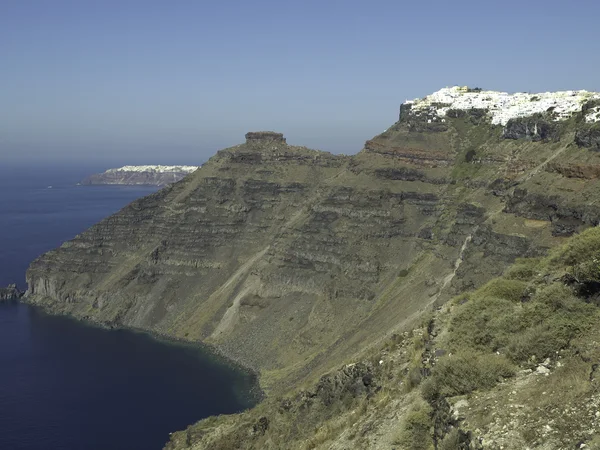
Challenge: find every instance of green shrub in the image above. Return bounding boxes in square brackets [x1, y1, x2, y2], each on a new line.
[533, 284, 577, 311]
[431, 352, 515, 396]
[445, 258, 600, 360]
[439, 428, 461, 450]
[503, 283, 598, 362]
[551, 226, 600, 266]
[447, 296, 520, 352]
[506, 324, 568, 362]
[393, 400, 433, 450]
[504, 257, 542, 281]
[420, 377, 440, 403]
[572, 258, 600, 283]
[406, 367, 425, 390]
[475, 278, 528, 302]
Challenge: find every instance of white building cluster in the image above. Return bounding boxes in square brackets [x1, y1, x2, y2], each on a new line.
[107, 165, 200, 174]
[405, 86, 600, 126]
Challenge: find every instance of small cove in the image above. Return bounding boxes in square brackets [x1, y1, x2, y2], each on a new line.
[0, 164, 258, 449]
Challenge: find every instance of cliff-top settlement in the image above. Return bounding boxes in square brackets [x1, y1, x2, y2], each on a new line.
[404, 86, 600, 125]
[106, 165, 199, 174]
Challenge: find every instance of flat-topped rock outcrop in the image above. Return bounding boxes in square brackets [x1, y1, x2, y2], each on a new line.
[245, 131, 286, 145]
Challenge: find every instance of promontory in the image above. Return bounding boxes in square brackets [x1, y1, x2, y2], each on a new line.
[26, 87, 600, 449]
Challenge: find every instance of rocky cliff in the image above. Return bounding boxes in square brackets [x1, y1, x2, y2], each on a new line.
[0, 284, 23, 301]
[165, 227, 600, 449]
[24, 87, 600, 447]
[81, 165, 199, 186]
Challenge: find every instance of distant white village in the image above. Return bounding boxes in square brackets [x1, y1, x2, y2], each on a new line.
[107, 165, 200, 174]
[406, 86, 600, 126]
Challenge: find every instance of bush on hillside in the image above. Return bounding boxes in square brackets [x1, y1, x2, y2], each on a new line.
[439, 428, 462, 450]
[448, 296, 520, 352]
[475, 278, 528, 302]
[393, 400, 433, 450]
[503, 257, 542, 281]
[416, 228, 600, 415]
[551, 226, 600, 266]
[428, 352, 515, 397]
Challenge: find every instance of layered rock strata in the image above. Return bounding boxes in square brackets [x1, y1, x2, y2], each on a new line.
[26, 87, 600, 397]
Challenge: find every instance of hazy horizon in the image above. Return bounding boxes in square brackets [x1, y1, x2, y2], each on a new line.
[2, 0, 599, 165]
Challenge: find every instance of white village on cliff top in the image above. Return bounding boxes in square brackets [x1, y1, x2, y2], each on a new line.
[406, 86, 600, 125]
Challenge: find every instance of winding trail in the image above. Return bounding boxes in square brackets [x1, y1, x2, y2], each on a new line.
[431, 231, 474, 304]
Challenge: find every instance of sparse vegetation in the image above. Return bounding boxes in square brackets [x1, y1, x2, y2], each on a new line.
[475, 278, 528, 302]
[438, 428, 462, 450]
[442, 250, 598, 366]
[551, 226, 600, 266]
[414, 226, 600, 446]
[393, 399, 434, 450]
[503, 257, 542, 280]
[425, 351, 515, 397]
[165, 226, 600, 449]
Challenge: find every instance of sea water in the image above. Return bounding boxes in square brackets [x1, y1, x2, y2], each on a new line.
[0, 164, 256, 450]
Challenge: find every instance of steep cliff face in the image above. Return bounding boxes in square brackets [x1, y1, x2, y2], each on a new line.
[26, 89, 600, 397]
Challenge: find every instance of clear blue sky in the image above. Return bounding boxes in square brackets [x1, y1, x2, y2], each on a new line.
[2, 0, 599, 165]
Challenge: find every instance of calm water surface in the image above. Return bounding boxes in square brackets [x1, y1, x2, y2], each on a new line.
[0, 165, 256, 450]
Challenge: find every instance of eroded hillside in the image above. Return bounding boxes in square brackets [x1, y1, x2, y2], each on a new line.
[165, 227, 600, 449]
[25, 86, 600, 447]
[27, 90, 600, 390]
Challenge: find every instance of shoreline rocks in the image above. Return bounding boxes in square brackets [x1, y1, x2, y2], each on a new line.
[0, 284, 23, 301]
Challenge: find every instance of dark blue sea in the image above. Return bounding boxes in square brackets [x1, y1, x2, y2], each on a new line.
[0, 165, 256, 450]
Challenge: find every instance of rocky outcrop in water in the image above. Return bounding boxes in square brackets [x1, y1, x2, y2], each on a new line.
[0, 284, 23, 301]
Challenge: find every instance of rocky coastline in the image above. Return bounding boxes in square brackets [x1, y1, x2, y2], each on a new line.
[0, 284, 23, 301]
[19, 294, 265, 401]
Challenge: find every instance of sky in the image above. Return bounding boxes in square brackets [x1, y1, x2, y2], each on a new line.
[1, 0, 599, 166]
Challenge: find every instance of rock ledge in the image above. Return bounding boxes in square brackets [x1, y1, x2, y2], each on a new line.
[245, 131, 286, 145]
